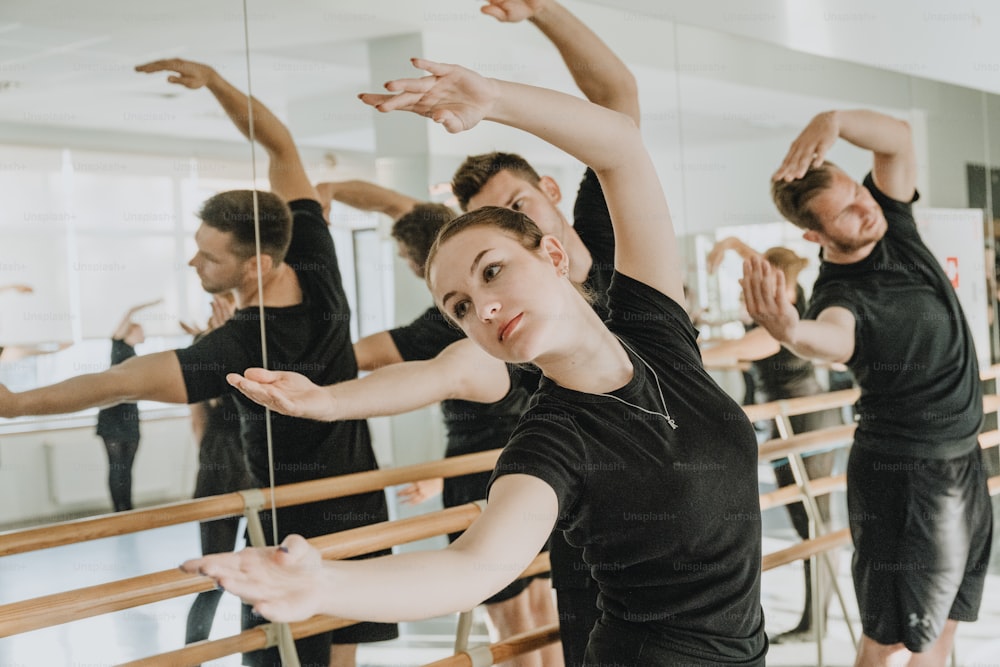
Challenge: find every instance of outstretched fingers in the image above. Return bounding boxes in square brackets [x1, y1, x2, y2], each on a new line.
[740, 256, 770, 319]
[359, 58, 494, 136]
[134, 59, 175, 74]
[226, 371, 291, 413]
[182, 538, 323, 622]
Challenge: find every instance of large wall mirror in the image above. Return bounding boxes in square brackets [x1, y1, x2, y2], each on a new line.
[2, 0, 999, 662]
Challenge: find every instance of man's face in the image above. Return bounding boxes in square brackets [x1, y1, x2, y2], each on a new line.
[467, 170, 565, 238]
[806, 168, 887, 256]
[188, 224, 251, 294]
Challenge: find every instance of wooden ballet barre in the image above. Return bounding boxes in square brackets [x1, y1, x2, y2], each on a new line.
[0, 503, 484, 637]
[758, 424, 857, 462]
[742, 365, 1000, 424]
[980, 363, 1000, 381]
[756, 405, 1000, 464]
[762, 470, 1000, 573]
[0, 448, 502, 558]
[762, 528, 852, 572]
[758, 474, 846, 512]
[119, 553, 552, 667]
[979, 428, 1000, 450]
[743, 388, 859, 423]
[421, 623, 562, 667]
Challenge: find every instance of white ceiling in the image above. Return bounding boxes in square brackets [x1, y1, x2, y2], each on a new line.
[0, 0, 995, 161]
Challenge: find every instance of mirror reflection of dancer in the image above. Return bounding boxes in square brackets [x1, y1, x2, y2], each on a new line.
[95, 299, 161, 512]
[180, 293, 255, 646]
[0, 59, 399, 667]
[704, 241, 842, 643]
[188, 55, 768, 667]
[748, 109, 992, 667]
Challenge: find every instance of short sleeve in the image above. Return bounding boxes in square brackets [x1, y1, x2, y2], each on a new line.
[862, 172, 920, 242]
[488, 404, 585, 528]
[174, 323, 260, 404]
[388, 306, 464, 362]
[607, 272, 700, 363]
[285, 199, 338, 269]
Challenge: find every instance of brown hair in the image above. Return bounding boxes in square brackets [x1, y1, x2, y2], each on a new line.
[198, 190, 292, 263]
[763, 246, 809, 285]
[451, 152, 542, 212]
[425, 206, 593, 322]
[770, 161, 836, 232]
[390, 203, 456, 271]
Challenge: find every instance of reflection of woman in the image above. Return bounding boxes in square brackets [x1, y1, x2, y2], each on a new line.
[95, 300, 160, 512]
[188, 58, 767, 666]
[703, 240, 844, 643]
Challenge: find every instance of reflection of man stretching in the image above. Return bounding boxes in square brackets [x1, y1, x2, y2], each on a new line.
[744, 108, 992, 667]
[0, 59, 397, 666]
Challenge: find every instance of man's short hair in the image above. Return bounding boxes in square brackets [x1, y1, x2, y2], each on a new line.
[198, 190, 293, 264]
[770, 161, 836, 232]
[391, 203, 456, 270]
[451, 152, 542, 212]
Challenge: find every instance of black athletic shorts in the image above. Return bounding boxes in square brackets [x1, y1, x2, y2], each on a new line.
[847, 445, 992, 652]
[584, 613, 768, 666]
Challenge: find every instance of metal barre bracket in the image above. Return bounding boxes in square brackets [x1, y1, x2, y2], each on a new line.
[464, 644, 494, 667]
[238, 488, 268, 548]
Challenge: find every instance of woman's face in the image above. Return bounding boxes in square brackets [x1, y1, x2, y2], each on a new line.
[429, 225, 572, 364]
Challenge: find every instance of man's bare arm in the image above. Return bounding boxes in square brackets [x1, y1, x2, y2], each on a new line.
[773, 109, 915, 201]
[741, 256, 855, 363]
[136, 59, 317, 203]
[316, 180, 419, 221]
[353, 332, 405, 372]
[0, 351, 187, 418]
[482, 0, 640, 123]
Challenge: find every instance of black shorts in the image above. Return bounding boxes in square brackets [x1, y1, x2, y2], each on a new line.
[847, 446, 993, 652]
[584, 613, 767, 666]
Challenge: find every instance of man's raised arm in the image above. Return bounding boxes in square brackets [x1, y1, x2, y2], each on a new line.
[482, 0, 639, 123]
[773, 109, 915, 201]
[316, 180, 420, 221]
[136, 58, 317, 203]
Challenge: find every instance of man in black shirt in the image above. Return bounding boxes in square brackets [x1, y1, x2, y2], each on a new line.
[0, 59, 396, 666]
[744, 108, 991, 666]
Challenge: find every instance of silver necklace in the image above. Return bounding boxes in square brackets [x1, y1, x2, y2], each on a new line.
[597, 335, 678, 430]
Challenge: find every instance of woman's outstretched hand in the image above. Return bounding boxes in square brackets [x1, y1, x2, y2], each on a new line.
[358, 58, 499, 134]
[181, 534, 325, 623]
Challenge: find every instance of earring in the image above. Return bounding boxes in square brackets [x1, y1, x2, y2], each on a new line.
[561, 266, 569, 277]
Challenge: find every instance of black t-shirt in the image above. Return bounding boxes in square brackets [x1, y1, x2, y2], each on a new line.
[509, 168, 616, 591]
[806, 173, 983, 460]
[490, 273, 764, 656]
[574, 168, 616, 320]
[388, 306, 529, 450]
[175, 199, 380, 488]
[96, 339, 140, 441]
[751, 285, 819, 401]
